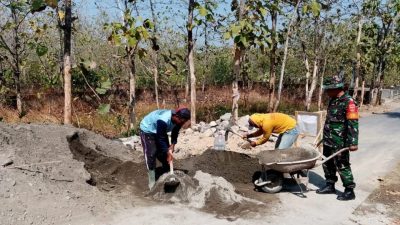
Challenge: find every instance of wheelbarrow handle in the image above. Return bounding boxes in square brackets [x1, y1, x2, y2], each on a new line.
[315, 147, 349, 167]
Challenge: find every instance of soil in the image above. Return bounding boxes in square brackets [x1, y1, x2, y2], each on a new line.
[351, 162, 400, 225]
[175, 150, 260, 184]
[1, 98, 399, 225]
[68, 133, 275, 218]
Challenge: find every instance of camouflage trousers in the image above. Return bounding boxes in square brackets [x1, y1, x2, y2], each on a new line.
[322, 145, 356, 188]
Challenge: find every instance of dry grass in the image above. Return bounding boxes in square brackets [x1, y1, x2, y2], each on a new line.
[0, 86, 316, 138]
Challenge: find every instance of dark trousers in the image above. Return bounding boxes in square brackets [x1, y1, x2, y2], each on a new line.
[322, 145, 355, 188]
[140, 131, 169, 171]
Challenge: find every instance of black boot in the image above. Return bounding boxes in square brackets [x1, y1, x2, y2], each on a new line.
[337, 188, 355, 201]
[316, 183, 336, 194]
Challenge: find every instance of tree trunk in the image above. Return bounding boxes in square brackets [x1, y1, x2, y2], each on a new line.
[185, 73, 189, 102]
[268, 4, 277, 112]
[10, 7, 23, 115]
[274, 0, 300, 112]
[317, 58, 327, 111]
[301, 41, 311, 107]
[232, 48, 241, 122]
[149, 0, 159, 109]
[305, 59, 319, 111]
[128, 55, 136, 129]
[360, 80, 365, 108]
[188, 0, 196, 126]
[202, 9, 209, 94]
[63, 0, 72, 124]
[231, 0, 245, 122]
[372, 57, 384, 106]
[353, 18, 363, 99]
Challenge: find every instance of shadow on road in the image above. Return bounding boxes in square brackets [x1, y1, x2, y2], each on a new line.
[383, 112, 400, 118]
[278, 171, 326, 198]
[308, 170, 326, 188]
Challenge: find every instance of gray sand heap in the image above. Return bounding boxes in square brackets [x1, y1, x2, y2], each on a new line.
[148, 170, 263, 210]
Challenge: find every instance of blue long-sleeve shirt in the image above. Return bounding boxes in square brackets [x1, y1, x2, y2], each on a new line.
[140, 110, 181, 152]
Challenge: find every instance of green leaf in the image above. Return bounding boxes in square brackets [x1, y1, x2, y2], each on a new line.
[138, 48, 147, 58]
[199, 7, 207, 16]
[31, 0, 46, 13]
[96, 88, 107, 95]
[98, 104, 110, 115]
[194, 18, 202, 26]
[231, 25, 241, 35]
[101, 80, 111, 89]
[36, 44, 48, 56]
[259, 8, 267, 16]
[45, 0, 58, 8]
[223, 32, 231, 40]
[240, 35, 248, 48]
[302, 5, 308, 14]
[112, 34, 121, 46]
[311, 0, 321, 17]
[143, 19, 154, 29]
[128, 37, 137, 47]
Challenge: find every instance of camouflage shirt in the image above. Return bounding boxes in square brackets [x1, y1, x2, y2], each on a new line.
[323, 92, 359, 149]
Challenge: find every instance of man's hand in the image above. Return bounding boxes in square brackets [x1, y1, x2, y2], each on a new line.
[349, 145, 358, 151]
[168, 144, 175, 153]
[250, 141, 257, 147]
[242, 133, 248, 140]
[167, 150, 173, 163]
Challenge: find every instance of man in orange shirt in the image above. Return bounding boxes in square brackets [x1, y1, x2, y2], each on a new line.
[242, 113, 299, 149]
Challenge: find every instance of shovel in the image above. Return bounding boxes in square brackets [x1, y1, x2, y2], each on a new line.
[164, 159, 180, 188]
[224, 118, 252, 149]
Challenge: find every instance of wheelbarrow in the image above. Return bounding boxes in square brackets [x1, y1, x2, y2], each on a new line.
[254, 146, 349, 195]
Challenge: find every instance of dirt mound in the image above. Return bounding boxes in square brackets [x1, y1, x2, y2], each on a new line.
[148, 170, 263, 219]
[175, 150, 260, 184]
[148, 170, 198, 203]
[0, 122, 276, 224]
[67, 131, 148, 193]
[0, 123, 139, 225]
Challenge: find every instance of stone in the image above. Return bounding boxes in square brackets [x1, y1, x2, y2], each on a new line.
[231, 125, 240, 133]
[191, 124, 201, 132]
[1, 158, 13, 167]
[200, 125, 210, 133]
[209, 121, 217, 127]
[237, 115, 250, 128]
[202, 129, 214, 137]
[185, 128, 194, 135]
[220, 113, 232, 121]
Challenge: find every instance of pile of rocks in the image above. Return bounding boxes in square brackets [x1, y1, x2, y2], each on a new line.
[183, 113, 253, 137]
[119, 113, 255, 152]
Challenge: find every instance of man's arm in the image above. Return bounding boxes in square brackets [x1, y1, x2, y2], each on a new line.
[156, 120, 170, 152]
[346, 99, 359, 150]
[171, 125, 181, 145]
[247, 129, 263, 138]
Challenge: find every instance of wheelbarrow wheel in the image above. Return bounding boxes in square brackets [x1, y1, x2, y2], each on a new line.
[256, 170, 283, 193]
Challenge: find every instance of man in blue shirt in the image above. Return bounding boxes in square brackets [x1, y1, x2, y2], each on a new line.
[139, 107, 191, 189]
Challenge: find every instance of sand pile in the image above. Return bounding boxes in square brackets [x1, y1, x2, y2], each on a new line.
[148, 170, 263, 219]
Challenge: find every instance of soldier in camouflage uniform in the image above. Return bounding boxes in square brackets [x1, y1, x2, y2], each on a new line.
[316, 72, 359, 201]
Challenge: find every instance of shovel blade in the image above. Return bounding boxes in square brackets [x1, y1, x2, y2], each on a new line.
[164, 175, 180, 193]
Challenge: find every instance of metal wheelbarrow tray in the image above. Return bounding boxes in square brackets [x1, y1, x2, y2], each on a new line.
[254, 146, 349, 195]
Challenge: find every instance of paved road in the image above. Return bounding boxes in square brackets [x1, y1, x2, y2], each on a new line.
[267, 108, 400, 225]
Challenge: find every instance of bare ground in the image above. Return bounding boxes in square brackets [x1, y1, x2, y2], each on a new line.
[1, 99, 399, 225]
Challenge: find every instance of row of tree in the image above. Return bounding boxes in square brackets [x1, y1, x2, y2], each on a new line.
[0, 0, 399, 128]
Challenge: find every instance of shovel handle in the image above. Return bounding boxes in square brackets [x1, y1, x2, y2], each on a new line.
[169, 160, 174, 175]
